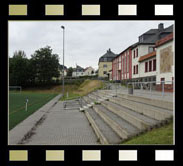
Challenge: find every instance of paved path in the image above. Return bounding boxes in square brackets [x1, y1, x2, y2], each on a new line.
[26, 101, 98, 145]
[9, 95, 98, 145]
[9, 94, 62, 145]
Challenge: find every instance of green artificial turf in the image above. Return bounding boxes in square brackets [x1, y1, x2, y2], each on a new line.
[9, 92, 57, 130]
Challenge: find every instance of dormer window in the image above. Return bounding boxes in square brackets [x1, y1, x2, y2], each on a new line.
[148, 46, 154, 53]
[103, 57, 107, 62]
[139, 36, 144, 42]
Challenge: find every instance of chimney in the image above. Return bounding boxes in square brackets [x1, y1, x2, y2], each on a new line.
[158, 23, 164, 31]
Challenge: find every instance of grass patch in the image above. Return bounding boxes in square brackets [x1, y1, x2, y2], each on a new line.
[9, 91, 57, 130]
[122, 121, 173, 145]
[60, 93, 81, 101]
[60, 79, 104, 101]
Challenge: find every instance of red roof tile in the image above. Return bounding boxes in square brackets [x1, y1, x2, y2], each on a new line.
[155, 33, 173, 47]
[138, 51, 156, 62]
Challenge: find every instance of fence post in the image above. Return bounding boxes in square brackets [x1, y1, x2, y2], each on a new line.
[162, 81, 164, 97]
[150, 82, 152, 96]
[132, 82, 134, 93]
[67, 92, 69, 99]
[25, 98, 29, 111]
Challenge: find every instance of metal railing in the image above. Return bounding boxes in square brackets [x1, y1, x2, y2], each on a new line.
[127, 80, 174, 97]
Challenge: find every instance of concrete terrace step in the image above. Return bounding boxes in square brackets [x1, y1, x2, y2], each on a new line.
[81, 99, 122, 144]
[87, 94, 103, 103]
[101, 100, 159, 131]
[91, 92, 110, 101]
[86, 108, 122, 144]
[93, 105, 128, 140]
[109, 96, 172, 121]
[84, 110, 108, 144]
[81, 91, 173, 145]
[99, 90, 117, 97]
[92, 91, 113, 98]
[83, 96, 94, 105]
[117, 93, 173, 111]
[93, 105, 140, 138]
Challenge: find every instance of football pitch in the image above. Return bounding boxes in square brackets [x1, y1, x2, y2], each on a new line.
[9, 92, 58, 130]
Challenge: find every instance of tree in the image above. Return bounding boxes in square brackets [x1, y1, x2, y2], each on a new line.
[13, 50, 26, 58]
[31, 46, 60, 84]
[67, 67, 73, 77]
[9, 50, 30, 86]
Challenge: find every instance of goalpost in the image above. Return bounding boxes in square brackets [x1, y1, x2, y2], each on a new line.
[9, 86, 22, 93]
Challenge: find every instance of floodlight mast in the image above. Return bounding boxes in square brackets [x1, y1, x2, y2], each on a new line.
[61, 26, 65, 96]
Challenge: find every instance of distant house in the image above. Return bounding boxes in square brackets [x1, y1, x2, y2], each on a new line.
[59, 64, 67, 77]
[84, 66, 95, 76]
[98, 48, 117, 78]
[72, 65, 85, 77]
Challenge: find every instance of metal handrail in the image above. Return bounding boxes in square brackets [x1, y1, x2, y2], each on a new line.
[127, 80, 174, 97]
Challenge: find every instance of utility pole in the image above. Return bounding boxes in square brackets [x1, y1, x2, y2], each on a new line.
[61, 26, 65, 96]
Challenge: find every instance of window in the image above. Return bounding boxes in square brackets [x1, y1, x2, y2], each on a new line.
[149, 46, 154, 53]
[119, 56, 121, 62]
[124, 56, 126, 73]
[139, 36, 143, 42]
[127, 54, 129, 73]
[121, 56, 123, 73]
[153, 59, 156, 71]
[103, 57, 107, 62]
[103, 71, 107, 74]
[103, 64, 107, 68]
[145, 62, 148, 72]
[161, 78, 165, 83]
[136, 48, 138, 57]
[136, 65, 138, 74]
[133, 65, 135, 74]
[133, 50, 136, 58]
[149, 60, 152, 72]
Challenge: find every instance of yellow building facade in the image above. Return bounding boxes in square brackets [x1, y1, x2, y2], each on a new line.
[98, 49, 117, 78]
[98, 62, 112, 78]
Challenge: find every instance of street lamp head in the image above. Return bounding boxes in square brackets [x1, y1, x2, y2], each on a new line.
[61, 26, 65, 29]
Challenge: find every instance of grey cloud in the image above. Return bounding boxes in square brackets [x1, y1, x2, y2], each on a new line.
[9, 21, 174, 70]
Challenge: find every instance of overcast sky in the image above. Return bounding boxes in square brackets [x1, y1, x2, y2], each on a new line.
[9, 21, 174, 69]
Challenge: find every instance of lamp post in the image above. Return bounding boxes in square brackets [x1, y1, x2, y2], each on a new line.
[61, 26, 65, 96]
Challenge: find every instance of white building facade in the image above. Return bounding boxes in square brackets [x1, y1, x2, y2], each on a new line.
[132, 44, 155, 81]
[156, 33, 174, 92]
